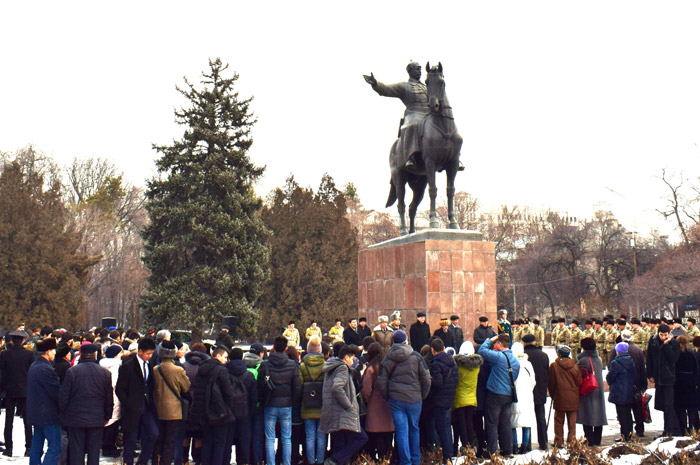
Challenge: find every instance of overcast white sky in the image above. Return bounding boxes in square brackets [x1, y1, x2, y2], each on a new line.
[2, 1, 700, 240]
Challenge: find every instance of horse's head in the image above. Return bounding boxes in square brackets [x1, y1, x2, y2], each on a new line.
[425, 61, 445, 113]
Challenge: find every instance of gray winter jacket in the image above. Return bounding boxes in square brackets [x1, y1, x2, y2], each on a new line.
[318, 358, 360, 434]
[377, 343, 431, 404]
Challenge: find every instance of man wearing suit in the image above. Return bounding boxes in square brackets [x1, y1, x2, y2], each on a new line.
[116, 338, 159, 465]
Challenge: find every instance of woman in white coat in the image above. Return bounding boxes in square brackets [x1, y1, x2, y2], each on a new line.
[99, 344, 124, 456]
[510, 342, 537, 454]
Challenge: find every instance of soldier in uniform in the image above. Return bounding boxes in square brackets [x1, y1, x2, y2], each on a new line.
[550, 319, 560, 347]
[520, 319, 535, 339]
[629, 318, 645, 350]
[364, 61, 464, 171]
[533, 319, 545, 348]
[497, 309, 512, 344]
[603, 319, 619, 367]
[553, 318, 571, 347]
[582, 320, 594, 340]
[512, 320, 522, 344]
[686, 318, 700, 349]
[593, 319, 607, 361]
[569, 320, 583, 356]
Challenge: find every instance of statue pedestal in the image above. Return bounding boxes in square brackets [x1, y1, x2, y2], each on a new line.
[358, 229, 497, 340]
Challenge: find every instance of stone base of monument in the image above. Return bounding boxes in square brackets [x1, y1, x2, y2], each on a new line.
[358, 229, 497, 341]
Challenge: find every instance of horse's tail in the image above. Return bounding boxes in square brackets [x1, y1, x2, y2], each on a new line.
[386, 179, 397, 207]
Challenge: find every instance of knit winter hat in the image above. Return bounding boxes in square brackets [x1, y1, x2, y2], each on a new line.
[556, 345, 571, 358]
[459, 340, 475, 356]
[615, 342, 629, 354]
[581, 337, 596, 351]
[159, 340, 178, 359]
[105, 345, 123, 359]
[392, 329, 407, 344]
[307, 335, 322, 354]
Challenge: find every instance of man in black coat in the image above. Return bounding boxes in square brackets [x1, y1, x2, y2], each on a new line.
[225, 348, 257, 465]
[59, 344, 113, 465]
[409, 312, 431, 353]
[258, 337, 301, 465]
[447, 315, 464, 350]
[343, 318, 362, 347]
[357, 317, 372, 343]
[428, 339, 459, 465]
[522, 334, 549, 450]
[473, 316, 497, 350]
[116, 337, 159, 465]
[647, 324, 681, 436]
[0, 330, 34, 456]
[191, 346, 235, 465]
[27, 338, 61, 465]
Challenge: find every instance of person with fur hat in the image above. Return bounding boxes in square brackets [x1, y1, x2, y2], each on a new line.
[27, 338, 60, 465]
[569, 320, 583, 356]
[510, 342, 536, 454]
[428, 338, 459, 465]
[548, 345, 582, 448]
[153, 340, 191, 465]
[99, 344, 124, 457]
[389, 311, 406, 333]
[576, 338, 607, 446]
[59, 343, 113, 465]
[432, 317, 449, 346]
[377, 330, 431, 465]
[372, 316, 394, 355]
[0, 329, 34, 456]
[607, 342, 636, 442]
[299, 336, 327, 465]
[686, 318, 700, 349]
[452, 341, 483, 455]
[54, 343, 72, 384]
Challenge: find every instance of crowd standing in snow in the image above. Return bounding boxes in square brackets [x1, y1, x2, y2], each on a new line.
[4, 309, 700, 465]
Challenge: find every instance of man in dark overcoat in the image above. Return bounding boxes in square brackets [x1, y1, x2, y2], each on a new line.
[116, 337, 159, 465]
[0, 330, 34, 456]
[647, 324, 681, 436]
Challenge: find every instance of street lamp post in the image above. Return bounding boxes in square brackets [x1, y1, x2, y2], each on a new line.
[630, 231, 640, 316]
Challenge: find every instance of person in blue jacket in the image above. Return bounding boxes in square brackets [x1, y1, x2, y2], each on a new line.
[27, 338, 61, 465]
[607, 342, 636, 442]
[478, 334, 520, 458]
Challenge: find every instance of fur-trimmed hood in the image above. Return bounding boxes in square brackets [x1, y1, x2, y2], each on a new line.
[454, 353, 483, 369]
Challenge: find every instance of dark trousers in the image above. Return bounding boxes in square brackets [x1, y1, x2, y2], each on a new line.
[534, 404, 547, 448]
[582, 425, 603, 446]
[250, 412, 264, 465]
[155, 420, 181, 465]
[202, 422, 233, 465]
[616, 404, 634, 441]
[366, 432, 393, 460]
[5, 397, 31, 453]
[452, 406, 476, 452]
[173, 421, 186, 465]
[67, 427, 101, 465]
[123, 408, 159, 465]
[656, 386, 681, 435]
[233, 416, 252, 465]
[675, 407, 700, 435]
[101, 422, 119, 454]
[330, 429, 368, 465]
[484, 392, 512, 455]
[632, 399, 645, 435]
[433, 406, 452, 462]
[473, 411, 487, 454]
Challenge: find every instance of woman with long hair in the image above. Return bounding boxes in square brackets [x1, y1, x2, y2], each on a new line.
[361, 343, 394, 460]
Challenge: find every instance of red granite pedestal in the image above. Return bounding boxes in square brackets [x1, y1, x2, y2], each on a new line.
[358, 229, 497, 340]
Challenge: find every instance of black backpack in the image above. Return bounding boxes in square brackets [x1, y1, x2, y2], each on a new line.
[301, 364, 324, 409]
[230, 372, 249, 419]
[204, 373, 230, 426]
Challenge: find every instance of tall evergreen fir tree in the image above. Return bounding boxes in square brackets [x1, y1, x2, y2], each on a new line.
[141, 59, 269, 338]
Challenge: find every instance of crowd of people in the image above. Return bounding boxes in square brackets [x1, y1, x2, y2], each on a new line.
[4, 309, 700, 465]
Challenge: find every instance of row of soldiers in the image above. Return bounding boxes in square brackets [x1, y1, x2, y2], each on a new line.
[511, 314, 700, 365]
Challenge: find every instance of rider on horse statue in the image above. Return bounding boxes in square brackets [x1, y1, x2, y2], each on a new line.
[364, 61, 464, 172]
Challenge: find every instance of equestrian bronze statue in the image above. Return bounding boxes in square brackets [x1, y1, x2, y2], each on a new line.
[364, 62, 463, 235]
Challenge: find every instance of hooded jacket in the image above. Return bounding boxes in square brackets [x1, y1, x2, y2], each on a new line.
[226, 359, 258, 418]
[258, 351, 301, 408]
[190, 358, 235, 426]
[299, 353, 325, 419]
[98, 357, 122, 426]
[510, 355, 536, 428]
[183, 350, 210, 383]
[376, 343, 431, 404]
[428, 351, 459, 408]
[548, 357, 582, 411]
[453, 354, 482, 408]
[607, 352, 635, 405]
[319, 358, 360, 434]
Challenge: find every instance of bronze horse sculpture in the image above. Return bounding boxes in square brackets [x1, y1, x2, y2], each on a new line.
[386, 62, 463, 234]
